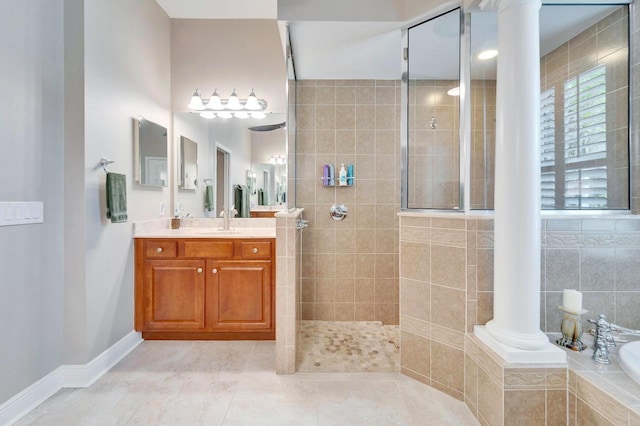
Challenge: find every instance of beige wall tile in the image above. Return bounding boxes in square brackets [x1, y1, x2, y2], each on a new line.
[546, 390, 568, 426]
[334, 303, 355, 321]
[477, 367, 503, 426]
[503, 368, 546, 390]
[315, 303, 335, 321]
[431, 341, 465, 393]
[354, 303, 375, 320]
[576, 376, 628, 425]
[401, 331, 430, 377]
[504, 390, 546, 426]
[375, 303, 396, 324]
[465, 354, 479, 412]
[400, 278, 429, 321]
[576, 398, 614, 426]
[430, 285, 466, 332]
[431, 245, 466, 290]
[400, 241, 430, 282]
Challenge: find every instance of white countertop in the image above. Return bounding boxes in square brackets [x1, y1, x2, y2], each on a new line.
[134, 227, 276, 239]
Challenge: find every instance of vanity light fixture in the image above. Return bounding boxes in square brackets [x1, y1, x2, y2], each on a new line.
[268, 155, 286, 165]
[478, 49, 498, 60]
[188, 88, 268, 119]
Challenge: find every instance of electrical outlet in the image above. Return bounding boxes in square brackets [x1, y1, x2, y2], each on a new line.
[159, 201, 165, 216]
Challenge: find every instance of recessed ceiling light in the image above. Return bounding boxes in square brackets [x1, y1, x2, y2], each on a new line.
[447, 87, 460, 97]
[478, 49, 498, 60]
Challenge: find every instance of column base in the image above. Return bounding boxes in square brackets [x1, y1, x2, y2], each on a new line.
[475, 325, 566, 364]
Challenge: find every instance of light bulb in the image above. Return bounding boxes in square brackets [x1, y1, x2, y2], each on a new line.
[217, 111, 233, 119]
[245, 89, 261, 110]
[207, 89, 223, 110]
[200, 111, 216, 119]
[227, 89, 241, 110]
[447, 87, 460, 97]
[188, 89, 204, 110]
[234, 111, 249, 119]
[478, 49, 498, 60]
[251, 111, 266, 119]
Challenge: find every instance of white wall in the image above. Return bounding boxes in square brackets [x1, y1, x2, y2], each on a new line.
[78, 0, 171, 362]
[0, 0, 65, 404]
[173, 113, 213, 217]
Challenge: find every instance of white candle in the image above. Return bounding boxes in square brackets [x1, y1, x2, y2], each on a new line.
[563, 289, 582, 313]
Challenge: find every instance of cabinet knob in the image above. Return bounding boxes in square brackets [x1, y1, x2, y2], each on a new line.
[197, 268, 203, 273]
[156, 247, 163, 253]
[253, 248, 258, 254]
[212, 268, 218, 274]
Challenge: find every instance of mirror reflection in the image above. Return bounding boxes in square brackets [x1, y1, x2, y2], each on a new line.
[173, 112, 287, 218]
[469, 4, 629, 210]
[135, 117, 168, 187]
[179, 136, 198, 190]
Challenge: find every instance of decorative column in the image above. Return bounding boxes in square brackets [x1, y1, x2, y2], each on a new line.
[476, 0, 564, 361]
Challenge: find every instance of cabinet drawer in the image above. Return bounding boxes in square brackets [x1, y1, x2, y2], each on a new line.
[182, 241, 234, 258]
[145, 241, 177, 258]
[238, 241, 272, 259]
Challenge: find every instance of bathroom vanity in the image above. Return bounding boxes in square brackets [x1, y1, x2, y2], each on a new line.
[134, 228, 275, 340]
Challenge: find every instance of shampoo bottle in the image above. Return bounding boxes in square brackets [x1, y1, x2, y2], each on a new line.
[339, 163, 347, 186]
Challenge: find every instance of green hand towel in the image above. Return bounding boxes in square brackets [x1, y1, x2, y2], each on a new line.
[234, 184, 250, 218]
[204, 185, 214, 212]
[106, 172, 128, 223]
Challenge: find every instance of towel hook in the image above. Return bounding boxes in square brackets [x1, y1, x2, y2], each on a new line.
[98, 158, 115, 173]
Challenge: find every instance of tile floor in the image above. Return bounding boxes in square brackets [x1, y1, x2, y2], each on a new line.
[297, 321, 400, 373]
[17, 340, 478, 425]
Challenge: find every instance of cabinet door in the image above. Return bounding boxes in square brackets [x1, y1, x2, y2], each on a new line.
[144, 260, 206, 331]
[208, 260, 273, 331]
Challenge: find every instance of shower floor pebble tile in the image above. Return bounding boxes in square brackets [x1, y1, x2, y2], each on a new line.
[16, 340, 478, 426]
[297, 321, 400, 373]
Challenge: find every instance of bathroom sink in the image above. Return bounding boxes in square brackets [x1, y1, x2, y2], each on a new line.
[619, 341, 640, 385]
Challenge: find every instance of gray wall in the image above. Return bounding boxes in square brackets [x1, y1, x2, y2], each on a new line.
[1, 0, 171, 405]
[0, 0, 65, 404]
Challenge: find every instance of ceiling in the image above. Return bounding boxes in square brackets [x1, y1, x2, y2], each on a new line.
[155, 1, 623, 80]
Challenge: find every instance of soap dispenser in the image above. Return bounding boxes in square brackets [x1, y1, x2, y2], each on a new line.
[338, 163, 348, 186]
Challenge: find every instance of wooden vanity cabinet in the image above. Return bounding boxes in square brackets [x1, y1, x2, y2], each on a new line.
[135, 238, 275, 340]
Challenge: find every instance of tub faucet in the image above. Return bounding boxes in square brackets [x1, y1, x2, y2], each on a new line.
[219, 205, 237, 230]
[589, 314, 640, 364]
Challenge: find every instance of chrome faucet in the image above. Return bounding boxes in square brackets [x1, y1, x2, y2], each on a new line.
[588, 314, 640, 364]
[219, 205, 238, 230]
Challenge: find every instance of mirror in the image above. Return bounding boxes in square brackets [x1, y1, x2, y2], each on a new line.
[469, 4, 629, 210]
[172, 112, 287, 217]
[134, 117, 168, 187]
[179, 136, 198, 190]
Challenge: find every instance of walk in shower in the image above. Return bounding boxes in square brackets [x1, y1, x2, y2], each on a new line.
[289, 2, 633, 373]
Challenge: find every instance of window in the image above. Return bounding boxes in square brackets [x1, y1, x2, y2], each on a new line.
[562, 65, 608, 208]
[540, 64, 615, 210]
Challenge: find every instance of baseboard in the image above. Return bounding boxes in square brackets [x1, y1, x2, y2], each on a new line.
[62, 331, 142, 388]
[0, 331, 142, 425]
[0, 367, 64, 426]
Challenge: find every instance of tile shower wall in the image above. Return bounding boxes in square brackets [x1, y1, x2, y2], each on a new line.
[296, 80, 401, 324]
[399, 214, 467, 400]
[466, 217, 640, 333]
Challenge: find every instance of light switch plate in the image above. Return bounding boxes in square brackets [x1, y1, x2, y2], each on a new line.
[0, 202, 44, 226]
